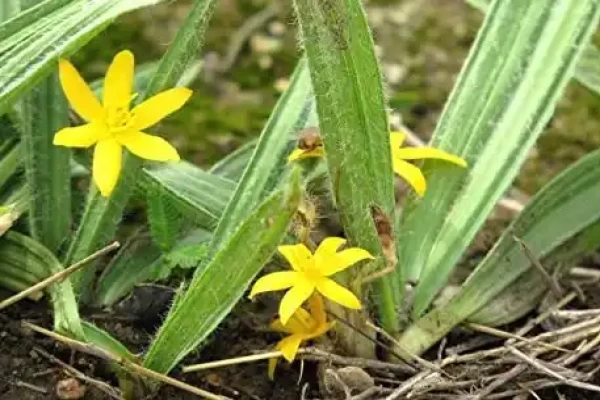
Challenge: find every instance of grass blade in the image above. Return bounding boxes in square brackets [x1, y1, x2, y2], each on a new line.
[0, 0, 166, 115]
[398, 149, 600, 355]
[143, 170, 302, 374]
[21, 71, 71, 253]
[2, 232, 83, 337]
[398, 0, 600, 318]
[293, 0, 397, 331]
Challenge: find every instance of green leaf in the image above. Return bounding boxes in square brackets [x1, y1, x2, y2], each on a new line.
[143, 170, 302, 374]
[293, 0, 397, 331]
[398, 149, 600, 355]
[1, 232, 83, 338]
[94, 229, 211, 307]
[397, 0, 600, 318]
[0, 0, 166, 116]
[0, 1, 19, 22]
[469, 219, 600, 326]
[21, 71, 71, 253]
[139, 162, 235, 230]
[0, 140, 22, 192]
[66, 0, 216, 298]
[146, 185, 180, 251]
[81, 321, 136, 361]
[209, 140, 257, 182]
[466, 0, 600, 99]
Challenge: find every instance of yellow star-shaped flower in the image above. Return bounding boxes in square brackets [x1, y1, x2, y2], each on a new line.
[268, 294, 332, 379]
[53, 50, 192, 197]
[389, 131, 466, 197]
[249, 237, 373, 325]
[287, 130, 467, 197]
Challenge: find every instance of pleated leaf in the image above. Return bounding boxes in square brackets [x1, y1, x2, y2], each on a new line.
[398, 0, 600, 318]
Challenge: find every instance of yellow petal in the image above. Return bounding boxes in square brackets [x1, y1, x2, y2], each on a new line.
[53, 123, 102, 148]
[320, 248, 374, 277]
[131, 87, 193, 130]
[278, 243, 313, 272]
[103, 50, 134, 109]
[287, 147, 325, 163]
[279, 278, 314, 325]
[117, 131, 180, 161]
[314, 237, 347, 259]
[268, 357, 278, 380]
[395, 147, 467, 167]
[305, 321, 334, 341]
[58, 59, 103, 122]
[389, 131, 406, 151]
[315, 278, 361, 310]
[277, 334, 304, 362]
[249, 271, 298, 299]
[393, 158, 427, 197]
[93, 139, 122, 197]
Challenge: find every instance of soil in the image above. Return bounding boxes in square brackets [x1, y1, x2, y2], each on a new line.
[0, 296, 308, 400]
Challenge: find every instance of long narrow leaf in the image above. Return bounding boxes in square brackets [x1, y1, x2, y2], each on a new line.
[293, 0, 397, 331]
[398, 0, 600, 318]
[22, 71, 71, 252]
[398, 148, 600, 355]
[0, 0, 166, 115]
[466, 0, 600, 98]
[144, 170, 302, 374]
[2, 232, 83, 337]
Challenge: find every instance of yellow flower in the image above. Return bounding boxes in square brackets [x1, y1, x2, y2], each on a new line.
[53, 50, 192, 197]
[268, 294, 332, 379]
[287, 130, 467, 197]
[249, 237, 373, 324]
[390, 131, 466, 197]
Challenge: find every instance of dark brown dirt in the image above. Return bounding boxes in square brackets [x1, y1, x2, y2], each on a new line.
[0, 294, 308, 400]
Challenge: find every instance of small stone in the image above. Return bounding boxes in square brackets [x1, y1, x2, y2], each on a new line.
[324, 366, 374, 396]
[268, 21, 286, 36]
[56, 378, 86, 400]
[250, 34, 283, 54]
[337, 367, 374, 393]
[383, 64, 407, 85]
[258, 55, 273, 70]
[274, 78, 290, 93]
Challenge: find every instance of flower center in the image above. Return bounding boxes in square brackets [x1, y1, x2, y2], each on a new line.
[106, 107, 135, 134]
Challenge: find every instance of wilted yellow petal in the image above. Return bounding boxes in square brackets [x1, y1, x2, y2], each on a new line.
[395, 147, 467, 167]
[320, 248, 374, 277]
[103, 50, 134, 109]
[389, 131, 406, 151]
[117, 131, 180, 161]
[278, 243, 313, 272]
[58, 59, 103, 122]
[279, 278, 314, 325]
[53, 123, 101, 148]
[270, 306, 312, 334]
[93, 139, 122, 197]
[277, 334, 304, 362]
[131, 87, 193, 130]
[249, 271, 298, 299]
[268, 357, 278, 380]
[315, 278, 361, 310]
[307, 294, 327, 326]
[393, 158, 427, 197]
[287, 147, 324, 163]
[313, 237, 346, 259]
